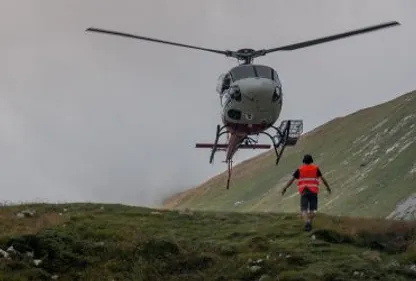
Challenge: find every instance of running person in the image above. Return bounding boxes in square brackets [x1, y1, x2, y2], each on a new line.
[281, 154, 331, 231]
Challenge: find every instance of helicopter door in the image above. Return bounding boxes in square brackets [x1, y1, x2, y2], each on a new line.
[216, 74, 226, 94]
[216, 73, 231, 94]
[222, 74, 231, 92]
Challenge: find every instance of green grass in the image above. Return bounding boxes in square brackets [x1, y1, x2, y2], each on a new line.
[164, 90, 416, 219]
[0, 203, 416, 280]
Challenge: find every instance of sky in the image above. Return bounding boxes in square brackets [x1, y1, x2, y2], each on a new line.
[0, 0, 415, 207]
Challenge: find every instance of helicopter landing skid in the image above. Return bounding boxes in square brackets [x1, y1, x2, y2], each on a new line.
[195, 119, 303, 189]
[195, 125, 271, 164]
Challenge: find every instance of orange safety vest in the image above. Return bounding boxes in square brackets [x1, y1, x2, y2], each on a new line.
[296, 164, 320, 194]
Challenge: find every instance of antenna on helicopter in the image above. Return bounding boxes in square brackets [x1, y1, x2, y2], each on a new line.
[86, 21, 399, 64]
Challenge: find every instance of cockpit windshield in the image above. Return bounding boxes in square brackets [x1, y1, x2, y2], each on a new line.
[229, 65, 279, 82]
[229, 65, 256, 80]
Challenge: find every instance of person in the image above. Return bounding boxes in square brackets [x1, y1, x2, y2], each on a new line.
[281, 154, 331, 231]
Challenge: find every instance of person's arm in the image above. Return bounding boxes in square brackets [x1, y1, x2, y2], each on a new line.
[281, 170, 298, 195]
[318, 168, 331, 193]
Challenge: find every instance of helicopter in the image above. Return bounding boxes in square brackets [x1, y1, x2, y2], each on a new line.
[85, 20, 400, 189]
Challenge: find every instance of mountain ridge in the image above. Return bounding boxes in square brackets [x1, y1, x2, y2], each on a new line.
[163, 90, 416, 220]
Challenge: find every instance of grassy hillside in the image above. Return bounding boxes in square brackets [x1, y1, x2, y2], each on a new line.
[164, 90, 416, 219]
[0, 203, 416, 281]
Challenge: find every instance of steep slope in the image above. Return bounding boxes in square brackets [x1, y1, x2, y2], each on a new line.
[1, 203, 416, 280]
[164, 90, 416, 219]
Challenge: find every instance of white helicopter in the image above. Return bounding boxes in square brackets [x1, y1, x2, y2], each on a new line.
[85, 20, 400, 189]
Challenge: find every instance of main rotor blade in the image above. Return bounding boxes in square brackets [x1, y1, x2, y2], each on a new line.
[86, 27, 230, 56]
[263, 21, 400, 53]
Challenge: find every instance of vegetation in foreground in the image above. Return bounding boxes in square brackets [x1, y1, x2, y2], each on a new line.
[0, 203, 415, 281]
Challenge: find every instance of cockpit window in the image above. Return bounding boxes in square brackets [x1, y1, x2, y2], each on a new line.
[273, 70, 281, 86]
[255, 65, 273, 80]
[229, 65, 277, 81]
[229, 65, 256, 81]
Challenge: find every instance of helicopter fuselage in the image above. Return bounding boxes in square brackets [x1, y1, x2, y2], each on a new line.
[217, 64, 283, 136]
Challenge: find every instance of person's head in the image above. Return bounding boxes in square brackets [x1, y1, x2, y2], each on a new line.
[302, 154, 313, 164]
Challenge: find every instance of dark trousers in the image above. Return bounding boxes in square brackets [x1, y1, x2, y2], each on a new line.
[300, 188, 318, 212]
